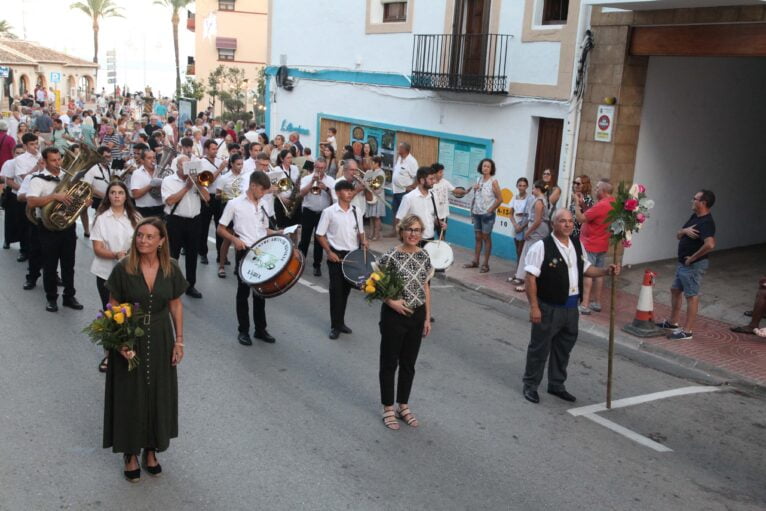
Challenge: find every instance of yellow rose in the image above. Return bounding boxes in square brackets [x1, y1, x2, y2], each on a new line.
[104, 310, 113, 319]
[113, 312, 125, 324]
[119, 303, 132, 317]
[364, 284, 376, 294]
[371, 273, 382, 281]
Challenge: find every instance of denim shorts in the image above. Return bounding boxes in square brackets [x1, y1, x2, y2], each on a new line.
[672, 259, 709, 297]
[586, 251, 606, 268]
[472, 213, 496, 234]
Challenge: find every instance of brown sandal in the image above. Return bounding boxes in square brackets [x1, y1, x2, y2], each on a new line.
[396, 407, 419, 427]
[382, 410, 399, 430]
[479, 265, 490, 273]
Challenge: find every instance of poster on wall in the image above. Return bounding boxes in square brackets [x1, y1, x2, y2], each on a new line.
[439, 140, 488, 210]
[350, 124, 396, 179]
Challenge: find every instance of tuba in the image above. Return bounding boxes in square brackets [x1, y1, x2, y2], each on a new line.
[40, 145, 100, 231]
[150, 147, 178, 199]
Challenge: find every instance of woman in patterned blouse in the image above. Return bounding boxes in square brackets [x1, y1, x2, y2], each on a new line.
[377, 214, 433, 430]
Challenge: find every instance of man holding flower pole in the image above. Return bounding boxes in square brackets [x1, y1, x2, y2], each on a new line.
[522, 208, 620, 404]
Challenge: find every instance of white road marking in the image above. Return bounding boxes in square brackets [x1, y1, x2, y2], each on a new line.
[567, 386, 721, 416]
[582, 413, 673, 453]
[568, 386, 723, 452]
[298, 278, 329, 293]
[430, 284, 455, 289]
[208, 236, 216, 244]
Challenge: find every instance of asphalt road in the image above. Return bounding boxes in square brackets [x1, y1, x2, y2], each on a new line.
[0, 222, 764, 510]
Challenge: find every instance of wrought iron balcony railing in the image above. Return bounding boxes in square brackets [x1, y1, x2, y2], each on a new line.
[411, 33, 511, 94]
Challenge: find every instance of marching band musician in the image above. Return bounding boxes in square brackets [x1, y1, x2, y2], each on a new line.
[298, 156, 335, 277]
[82, 146, 113, 211]
[130, 149, 165, 218]
[315, 180, 367, 340]
[395, 166, 445, 245]
[17, 168, 45, 291]
[273, 148, 301, 232]
[217, 171, 283, 346]
[215, 153, 246, 278]
[9, 133, 43, 263]
[162, 154, 210, 299]
[26, 147, 86, 312]
[331, 159, 372, 215]
[197, 139, 227, 266]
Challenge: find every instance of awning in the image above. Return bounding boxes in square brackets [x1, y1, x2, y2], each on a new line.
[215, 37, 237, 50]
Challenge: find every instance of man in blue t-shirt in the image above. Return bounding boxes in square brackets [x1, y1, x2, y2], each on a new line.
[657, 189, 716, 340]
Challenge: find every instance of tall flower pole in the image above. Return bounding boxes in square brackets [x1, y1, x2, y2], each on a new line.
[605, 182, 654, 409]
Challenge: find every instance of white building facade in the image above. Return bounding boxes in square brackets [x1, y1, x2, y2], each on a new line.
[265, 0, 592, 259]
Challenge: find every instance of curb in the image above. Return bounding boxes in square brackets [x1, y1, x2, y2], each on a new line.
[438, 270, 765, 393]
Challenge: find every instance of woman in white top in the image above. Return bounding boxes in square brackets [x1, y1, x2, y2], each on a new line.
[508, 177, 532, 285]
[463, 158, 502, 273]
[90, 180, 142, 372]
[512, 180, 550, 292]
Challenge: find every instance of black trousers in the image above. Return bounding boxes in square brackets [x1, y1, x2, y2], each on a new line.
[136, 205, 164, 219]
[26, 220, 42, 283]
[298, 208, 324, 268]
[166, 215, 200, 287]
[522, 302, 579, 392]
[198, 197, 222, 258]
[379, 303, 426, 406]
[38, 225, 76, 301]
[3, 193, 23, 247]
[327, 249, 352, 329]
[96, 276, 109, 309]
[235, 249, 267, 334]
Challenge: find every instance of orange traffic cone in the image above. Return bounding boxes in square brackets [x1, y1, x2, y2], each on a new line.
[623, 269, 665, 338]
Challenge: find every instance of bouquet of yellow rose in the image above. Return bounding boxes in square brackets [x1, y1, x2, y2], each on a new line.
[82, 302, 146, 371]
[363, 262, 404, 304]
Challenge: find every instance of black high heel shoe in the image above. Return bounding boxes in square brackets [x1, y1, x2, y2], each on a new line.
[123, 454, 140, 483]
[142, 449, 162, 476]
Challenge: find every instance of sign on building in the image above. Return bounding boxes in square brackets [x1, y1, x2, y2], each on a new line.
[594, 105, 615, 143]
[0, 66, 9, 78]
[50, 71, 61, 84]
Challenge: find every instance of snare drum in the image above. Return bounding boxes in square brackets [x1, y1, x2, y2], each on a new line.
[341, 248, 376, 288]
[423, 240, 454, 271]
[238, 235, 305, 298]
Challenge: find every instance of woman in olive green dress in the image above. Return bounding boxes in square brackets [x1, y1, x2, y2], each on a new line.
[104, 217, 188, 482]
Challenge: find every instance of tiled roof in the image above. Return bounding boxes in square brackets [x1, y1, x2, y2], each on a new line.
[0, 46, 34, 65]
[0, 39, 97, 67]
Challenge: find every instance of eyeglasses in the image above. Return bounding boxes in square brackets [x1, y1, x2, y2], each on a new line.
[403, 228, 422, 234]
[574, 181, 582, 185]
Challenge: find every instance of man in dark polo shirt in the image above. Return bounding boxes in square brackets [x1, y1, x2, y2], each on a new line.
[657, 189, 716, 341]
[521, 208, 619, 404]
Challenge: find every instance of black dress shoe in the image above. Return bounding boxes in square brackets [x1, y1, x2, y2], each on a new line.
[744, 310, 753, 317]
[23, 280, 36, 290]
[238, 332, 253, 346]
[547, 389, 577, 402]
[46, 300, 58, 312]
[62, 297, 84, 310]
[2, 243, 9, 249]
[123, 454, 140, 483]
[523, 388, 540, 404]
[313, 267, 321, 277]
[185, 287, 203, 298]
[339, 325, 352, 334]
[328, 328, 340, 340]
[199, 255, 209, 265]
[254, 330, 275, 343]
[224, 260, 231, 266]
[16, 254, 28, 262]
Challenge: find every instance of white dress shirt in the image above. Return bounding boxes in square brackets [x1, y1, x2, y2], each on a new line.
[200, 156, 222, 194]
[331, 176, 368, 213]
[12, 152, 40, 195]
[218, 194, 271, 246]
[17, 173, 35, 198]
[524, 236, 592, 296]
[82, 163, 111, 198]
[131, 166, 163, 207]
[162, 174, 201, 218]
[216, 171, 247, 201]
[1, 159, 16, 191]
[392, 153, 419, 194]
[242, 157, 257, 176]
[90, 208, 137, 280]
[432, 179, 455, 219]
[300, 172, 335, 212]
[316, 202, 363, 251]
[396, 187, 438, 239]
[26, 169, 63, 218]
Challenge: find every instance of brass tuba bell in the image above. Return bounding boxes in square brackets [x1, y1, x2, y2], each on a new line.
[40, 145, 99, 231]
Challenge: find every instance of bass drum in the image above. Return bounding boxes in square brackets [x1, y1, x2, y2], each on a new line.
[341, 248, 376, 288]
[423, 240, 454, 271]
[238, 235, 305, 298]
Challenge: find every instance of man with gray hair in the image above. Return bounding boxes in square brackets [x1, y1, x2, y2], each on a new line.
[522, 208, 619, 404]
[573, 178, 615, 315]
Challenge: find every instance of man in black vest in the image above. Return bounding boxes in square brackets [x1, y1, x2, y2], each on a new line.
[521, 208, 619, 404]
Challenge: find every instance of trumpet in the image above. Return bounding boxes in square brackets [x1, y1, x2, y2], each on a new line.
[310, 177, 322, 195]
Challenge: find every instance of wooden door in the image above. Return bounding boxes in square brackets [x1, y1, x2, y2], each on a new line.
[533, 118, 564, 183]
[451, 0, 490, 79]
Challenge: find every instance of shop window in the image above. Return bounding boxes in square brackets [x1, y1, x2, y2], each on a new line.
[218, 48, 235, 61]
[542, 0, 568, 25]
[383, 1, 407, 23]
[219, 0, 235, 11]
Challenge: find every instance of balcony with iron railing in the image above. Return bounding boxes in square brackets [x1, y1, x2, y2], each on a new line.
[411, 33, 511, 94]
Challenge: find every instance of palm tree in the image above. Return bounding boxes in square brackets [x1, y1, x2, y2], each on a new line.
[70, 0, 124, 79]
[154, 0, 193, 99]
[0, 20, 17, 39]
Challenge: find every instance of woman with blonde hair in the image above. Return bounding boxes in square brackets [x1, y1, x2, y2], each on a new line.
[103, 217, 188, 482]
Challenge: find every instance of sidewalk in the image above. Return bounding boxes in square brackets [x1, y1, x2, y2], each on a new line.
[368, 235, 766, 388]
